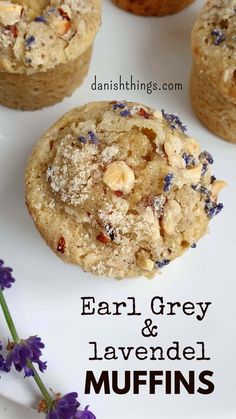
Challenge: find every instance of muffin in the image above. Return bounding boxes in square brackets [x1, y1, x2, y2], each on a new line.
[111, 0, 195, 17]
[190, 0, 236, 144]
[25, 101, 226, 279]
[0, 0, 101, 110]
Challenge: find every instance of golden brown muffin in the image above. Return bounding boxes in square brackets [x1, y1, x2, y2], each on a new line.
[111, 0, 195, 17]
[25, 101, 226, 279]
[190, 0, 236, 144]
[0, 0, 101, 110]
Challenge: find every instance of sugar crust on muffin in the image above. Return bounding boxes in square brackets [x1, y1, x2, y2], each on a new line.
[25, 101, 226, 279]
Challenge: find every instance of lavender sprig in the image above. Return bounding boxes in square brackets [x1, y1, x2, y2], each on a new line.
[46, 393, 79, 419]
[6, 336, 47, 377]
[46, 393, 95, 419]
[0, 284, 52, 407]
[0, 260, 96, 419]
[0, 260, 15, 290]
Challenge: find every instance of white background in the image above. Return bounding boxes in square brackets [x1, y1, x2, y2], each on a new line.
[0, 0, 236, 418]
[0, 397, 38, 418]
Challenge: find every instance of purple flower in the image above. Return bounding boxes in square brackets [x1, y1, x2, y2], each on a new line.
[78, 132, 99, 145]
[78, 136, 87, 144]
[25, 35, 36, 47]
[0, 347, 4, 370]
[192, 184, 211, 197]
[35, 16, 47, 23]
[0, 342, 10, 373]
[46, 394, 96, 419]
[0, 354, 5, 372]
[112, 101, 126, 110]
[205, 200, 224, 219]
[75, 406, 96, 419]
[182, 153, 196, 167]
[211, 29, 226, 45]
[155, 260, 170, 269]
[6, 336, 47, 377]
[120, 109, 131, 117]
[0, 348, 5, 372]
[161, 110, 187, 133]
[111, 101, 131, 117]
[201, 163, 208, 177]
[0, 260, 15, 291]
[88, 131, 99, 145]
[199, 151, 214, 165]
[46, 393, 80, 419]
[163, 173, 174, 192]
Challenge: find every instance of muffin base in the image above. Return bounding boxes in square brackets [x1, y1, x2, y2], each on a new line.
[112, 0, 195, 16]
[190, 63, 236, 144]
[0, 46, 93, 111]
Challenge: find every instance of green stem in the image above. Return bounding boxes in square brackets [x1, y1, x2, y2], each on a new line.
[0, 289, 53, 409]
[0, 289, 19, 343]
[29, 362, 53, 408]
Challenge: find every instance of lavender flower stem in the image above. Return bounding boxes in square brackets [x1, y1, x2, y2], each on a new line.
[0, 289, 19, 343]
[0, 289, 53, 409]
[28, 361, 53, 407]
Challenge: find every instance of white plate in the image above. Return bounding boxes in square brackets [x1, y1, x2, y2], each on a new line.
[0, 1, 236, 418]
[0, 396, 38, 419]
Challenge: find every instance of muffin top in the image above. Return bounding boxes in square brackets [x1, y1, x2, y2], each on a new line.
[25, 101, 226, 279]
[191, 0, 236, 99]
[0, 0, 101, 74]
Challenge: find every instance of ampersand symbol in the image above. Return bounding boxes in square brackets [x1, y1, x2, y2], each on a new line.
[142, 318, 158, 338]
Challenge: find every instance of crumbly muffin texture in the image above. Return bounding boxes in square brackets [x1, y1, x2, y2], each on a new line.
[25, 101, 226, 279]
[192, 0, 236, 98]
[0, 0, 100, 74]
